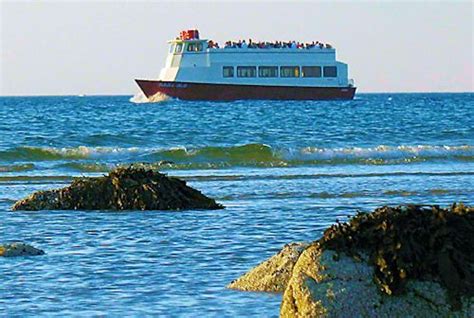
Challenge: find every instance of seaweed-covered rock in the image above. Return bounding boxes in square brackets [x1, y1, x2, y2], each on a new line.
[321, 203, 474, 305]
[280, 203, 474, 317]
[12, 166, 223, 211]
[281, 245, 473, 317]
[228, 242, 308, 292]
[0, 243, 45, 257]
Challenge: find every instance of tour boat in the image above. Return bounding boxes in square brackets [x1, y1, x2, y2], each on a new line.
[135, 30, 356, 101]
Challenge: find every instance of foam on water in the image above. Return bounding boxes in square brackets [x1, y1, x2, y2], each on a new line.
[129, 91, 170, 103]
[290, 144, 474, 162]
[0, 144, 472, 169]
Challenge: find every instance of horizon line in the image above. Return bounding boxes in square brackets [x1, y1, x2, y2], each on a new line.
[1, 91, 473, 98]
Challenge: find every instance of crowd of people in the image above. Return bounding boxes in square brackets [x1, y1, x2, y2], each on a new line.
[207, 39, 333, 50]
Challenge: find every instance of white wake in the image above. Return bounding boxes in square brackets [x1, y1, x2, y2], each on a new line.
[129, 91, 170, 104]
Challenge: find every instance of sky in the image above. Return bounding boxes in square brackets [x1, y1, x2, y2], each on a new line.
[1, 0, 473, 95]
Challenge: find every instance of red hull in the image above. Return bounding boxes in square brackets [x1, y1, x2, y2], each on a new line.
[135, 80, 356, 101]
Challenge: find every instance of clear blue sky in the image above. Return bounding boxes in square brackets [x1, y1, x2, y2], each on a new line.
[1, 1, 472, 95]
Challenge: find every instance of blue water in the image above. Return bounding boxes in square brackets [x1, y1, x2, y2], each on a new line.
[0, 93, 473, 316]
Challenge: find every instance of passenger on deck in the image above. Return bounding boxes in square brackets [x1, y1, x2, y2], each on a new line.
[215, 38, 333, 50]
[249, 39, 257, 48]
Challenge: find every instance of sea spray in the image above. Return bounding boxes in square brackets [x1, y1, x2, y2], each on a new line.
[129, 91, 169, 103]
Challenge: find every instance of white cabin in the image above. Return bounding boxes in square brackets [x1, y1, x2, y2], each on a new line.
[159, 37, 353, 88]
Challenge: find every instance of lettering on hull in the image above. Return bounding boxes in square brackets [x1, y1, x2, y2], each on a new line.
[159, 83, 189, 88]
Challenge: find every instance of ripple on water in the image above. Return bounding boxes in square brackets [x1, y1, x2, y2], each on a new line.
[0, 94, 473, 315]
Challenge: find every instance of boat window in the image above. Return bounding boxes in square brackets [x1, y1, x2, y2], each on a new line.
[237, 66, 256, 78]
[186, 42, 203, 52]
[302, 66, 321, 78]
[169, 44, 176, 53]
[175, 43, 183, 54]
[258, 66, 278, 78]
[280, 66, 300, 78]
[223, 66, 234, 78]
[323, 66, 337, 77]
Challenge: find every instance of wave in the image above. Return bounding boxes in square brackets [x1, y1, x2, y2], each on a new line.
[0, 144, 473, 168]
[148, 143, 277, 163]
[0, 163, 35, 172]
[0, 146, 141, 161]
[288, 145, 474, 164]
[139, 144, 474, 166]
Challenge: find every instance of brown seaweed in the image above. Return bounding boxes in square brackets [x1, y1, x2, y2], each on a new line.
[12, 166, 223, 211]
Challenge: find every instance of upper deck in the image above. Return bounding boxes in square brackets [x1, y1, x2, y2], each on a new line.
[167, 38, 336, 55]
[158, 30, 353, 88]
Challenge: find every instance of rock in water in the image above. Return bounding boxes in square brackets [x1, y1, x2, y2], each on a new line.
[12, 166, 223, 211]
[281, 245, 474, 317]
[228, 242, 308, 292]
[280, 204, 474, 317]
[0, 243, 45, 257]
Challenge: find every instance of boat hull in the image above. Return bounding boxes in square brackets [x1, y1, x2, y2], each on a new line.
[135, 80, 356, 101]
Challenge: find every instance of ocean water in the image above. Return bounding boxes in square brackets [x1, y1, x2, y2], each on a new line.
[0, 93, 473, 316]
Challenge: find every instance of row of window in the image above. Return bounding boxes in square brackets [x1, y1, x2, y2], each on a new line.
[171, 42, 204, 53]
[223, 66, 337, 78]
